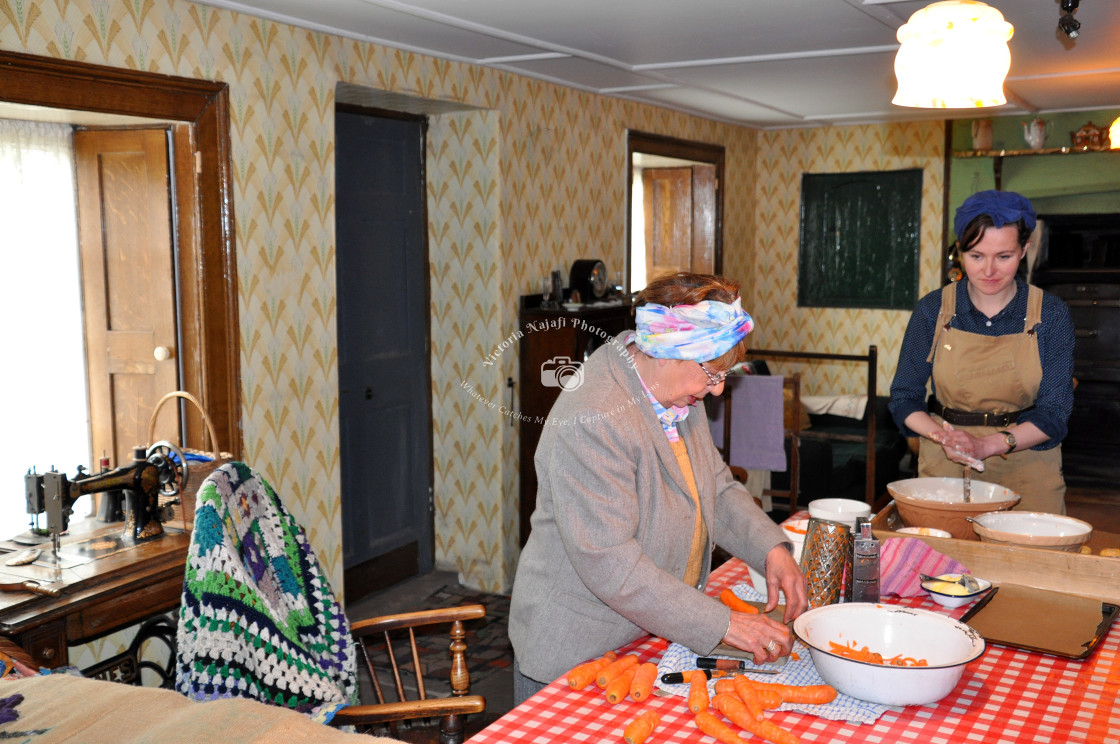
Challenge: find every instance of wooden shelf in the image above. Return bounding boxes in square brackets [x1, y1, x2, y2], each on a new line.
[953, 146, 1115, 158]
[952, 145, 1117, 189]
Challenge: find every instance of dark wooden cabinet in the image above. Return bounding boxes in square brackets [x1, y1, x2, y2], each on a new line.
[1032, 213, 1120, 487]
[517, 297, 633, 545]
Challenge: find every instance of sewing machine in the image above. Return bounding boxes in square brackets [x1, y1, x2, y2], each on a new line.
[24, 441, 189, 553]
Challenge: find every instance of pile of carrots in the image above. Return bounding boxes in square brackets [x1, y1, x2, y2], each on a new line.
[828, 639, 929, 667]
[566, 649, 838, 744]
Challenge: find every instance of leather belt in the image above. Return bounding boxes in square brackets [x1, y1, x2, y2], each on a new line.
[930, 399, 1031, 428]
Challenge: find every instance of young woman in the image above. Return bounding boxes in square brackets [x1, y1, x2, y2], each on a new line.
[889, 190, 1076, 514]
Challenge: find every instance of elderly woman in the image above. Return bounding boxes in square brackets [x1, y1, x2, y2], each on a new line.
[889, 190, 1076, 514]
[509, 272, 807, 704]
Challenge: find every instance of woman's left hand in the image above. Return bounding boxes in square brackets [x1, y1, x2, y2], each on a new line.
[762, 544, 807, 622]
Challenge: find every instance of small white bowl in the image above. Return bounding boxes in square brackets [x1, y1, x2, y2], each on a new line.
[793, 603, 985, 706]
[808, 498, 871, 527]
[781, 518, 810, 548]
[970, 511, 1093, 552]
[895, 526, 953, 539]
[748, 521, 807, 599]
[920, 573, 992, 609]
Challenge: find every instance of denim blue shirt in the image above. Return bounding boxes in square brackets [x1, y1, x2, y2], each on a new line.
[888, 278, 1075, 449]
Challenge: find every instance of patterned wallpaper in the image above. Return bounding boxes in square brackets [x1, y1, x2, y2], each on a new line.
[1, 0, 942, 670]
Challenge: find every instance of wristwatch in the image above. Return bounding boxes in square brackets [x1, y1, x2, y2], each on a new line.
[998, 430, 1016, 454]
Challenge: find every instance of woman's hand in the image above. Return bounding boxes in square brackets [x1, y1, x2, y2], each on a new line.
[721, 610, 793, 664]
[762, 544, 807, 622]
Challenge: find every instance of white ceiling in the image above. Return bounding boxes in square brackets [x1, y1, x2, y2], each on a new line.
[202, 0, 1120, 129]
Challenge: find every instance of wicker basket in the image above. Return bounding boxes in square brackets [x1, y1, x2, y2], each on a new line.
[148, 390, 234, 530]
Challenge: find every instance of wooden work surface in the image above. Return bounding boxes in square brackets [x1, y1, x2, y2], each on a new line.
[872, 501, 1120, 605]
[0, 518, 189, 668]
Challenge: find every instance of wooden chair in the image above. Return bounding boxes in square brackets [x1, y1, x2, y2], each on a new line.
[330, 604, 487, 743]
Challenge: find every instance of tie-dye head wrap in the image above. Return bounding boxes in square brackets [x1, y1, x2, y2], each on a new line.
[635, 297, 754, 361]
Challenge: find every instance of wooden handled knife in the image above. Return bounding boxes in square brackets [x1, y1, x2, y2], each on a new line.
[0, 580, 63, 597]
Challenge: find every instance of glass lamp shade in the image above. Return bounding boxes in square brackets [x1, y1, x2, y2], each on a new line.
[893, 0, 1014, 109]
[1110, 116, 1119, 149]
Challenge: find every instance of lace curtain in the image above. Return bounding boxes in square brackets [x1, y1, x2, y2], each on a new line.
[0, 119, 90, 535]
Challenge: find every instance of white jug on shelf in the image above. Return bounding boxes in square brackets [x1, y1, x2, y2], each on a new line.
[1022, 118, 1051, 151]
[971, 119, 993, 151]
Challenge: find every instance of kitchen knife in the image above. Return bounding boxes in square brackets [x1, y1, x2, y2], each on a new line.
[696, 657, 783, 673]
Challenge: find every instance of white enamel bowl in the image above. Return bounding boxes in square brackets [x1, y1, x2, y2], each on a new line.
[970, 511, 1093, 552]
[807, 498, 872, 527]
[895, 526, 953, 539]
[920, 573, 993, 609]
[793, 603, 985, 706]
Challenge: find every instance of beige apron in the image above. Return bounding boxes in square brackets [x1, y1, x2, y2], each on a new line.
[918, 282, 1066, 514]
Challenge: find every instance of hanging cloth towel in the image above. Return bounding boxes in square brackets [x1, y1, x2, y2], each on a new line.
[708, 375, 787, 472]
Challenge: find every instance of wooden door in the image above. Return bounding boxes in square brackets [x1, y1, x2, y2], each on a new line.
[643, 167, 693, 281]
[74, 128, 179, 467]
[335, 108, 432, 600]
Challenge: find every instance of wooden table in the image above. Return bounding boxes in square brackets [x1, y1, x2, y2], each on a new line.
[0, 518, 189, 668]
[470, 558, 1120, 743]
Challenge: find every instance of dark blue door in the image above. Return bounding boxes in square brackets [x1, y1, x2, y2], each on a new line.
[335, 109, 431, 585]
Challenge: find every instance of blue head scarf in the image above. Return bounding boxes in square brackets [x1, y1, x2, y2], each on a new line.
[954, 190, 1036, 240]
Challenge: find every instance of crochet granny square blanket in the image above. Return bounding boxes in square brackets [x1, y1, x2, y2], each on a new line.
[175, 462, 357, 719]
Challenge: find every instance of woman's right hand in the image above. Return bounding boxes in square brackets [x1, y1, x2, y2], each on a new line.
[721, 612, 792, 664]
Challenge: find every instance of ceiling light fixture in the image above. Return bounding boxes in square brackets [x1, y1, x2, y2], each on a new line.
[892, 0, 1014, 109]
[1058, 0, 1081, 38]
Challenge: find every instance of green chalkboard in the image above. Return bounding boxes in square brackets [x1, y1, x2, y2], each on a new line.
[798, 169, 922, 310]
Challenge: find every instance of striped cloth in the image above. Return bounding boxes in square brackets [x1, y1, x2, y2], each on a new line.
[175, 462, 356, 722]
[879, 537, 970, 598]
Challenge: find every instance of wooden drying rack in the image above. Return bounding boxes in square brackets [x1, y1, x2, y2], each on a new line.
[719, 346, 879, 512]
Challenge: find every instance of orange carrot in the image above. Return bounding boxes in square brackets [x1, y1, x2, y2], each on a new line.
[688, 669, 711, 713]
[694, 709, 744, 744]
[567, 650, 618, 690]
[597, 654, 640, 688]
[828, 640, 927, 667]
[749, 682, 837, 705]
[605, 666, 639, 704]
[623, 710, 660, 744]
[630, 662, 659, 702]
[732, 675, 765, 722]
[719, 588, 760, 614]
[754, 687, 783, 710]
[713, 678, 738, 697]
[713, 693, 801, 744]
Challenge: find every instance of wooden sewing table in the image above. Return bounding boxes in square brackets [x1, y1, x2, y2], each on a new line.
[0, 518, 189, 669]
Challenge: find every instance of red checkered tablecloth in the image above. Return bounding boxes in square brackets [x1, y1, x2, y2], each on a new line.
[470, 559, 1120, 743]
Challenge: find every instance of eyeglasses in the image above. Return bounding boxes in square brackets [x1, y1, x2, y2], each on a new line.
[697, 362, 727, 387]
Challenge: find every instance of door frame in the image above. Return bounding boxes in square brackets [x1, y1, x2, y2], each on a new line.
[0, 50, 241, 456]
[626, 130, 725, 293]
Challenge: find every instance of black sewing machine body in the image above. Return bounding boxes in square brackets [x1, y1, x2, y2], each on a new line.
[25, 443, 187, 543]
